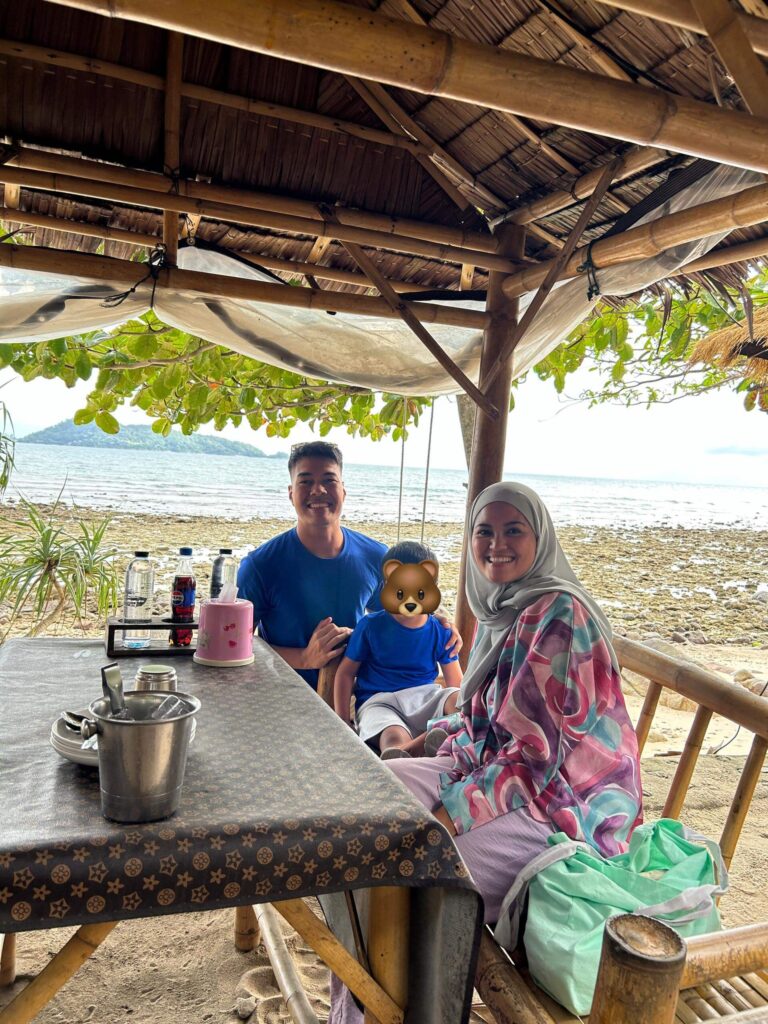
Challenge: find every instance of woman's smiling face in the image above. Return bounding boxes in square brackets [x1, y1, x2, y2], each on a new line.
[471, 501, 537, 584]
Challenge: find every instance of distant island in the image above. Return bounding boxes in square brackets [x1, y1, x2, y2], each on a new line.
[20, 421, 288, 460]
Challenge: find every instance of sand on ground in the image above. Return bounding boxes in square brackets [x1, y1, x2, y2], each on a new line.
[1, 505, 767, 1022]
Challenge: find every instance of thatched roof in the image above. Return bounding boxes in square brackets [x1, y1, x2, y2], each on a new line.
[691, 306, 768, 384]
[1, 0, 766, 300]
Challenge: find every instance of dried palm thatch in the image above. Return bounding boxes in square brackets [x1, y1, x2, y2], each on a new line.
[690, 306, 768, 384]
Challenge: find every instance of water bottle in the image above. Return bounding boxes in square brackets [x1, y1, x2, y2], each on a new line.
[210, 548, 239, 600]
[123, 551, 154, 650]
[170, 547, 196, 648]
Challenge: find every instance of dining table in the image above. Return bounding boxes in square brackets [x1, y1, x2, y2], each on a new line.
[0, 637, 482, 1024]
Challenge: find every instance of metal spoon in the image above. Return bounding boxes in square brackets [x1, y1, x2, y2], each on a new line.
[59, 710, 87, 732]
[101, 662, 130, 719]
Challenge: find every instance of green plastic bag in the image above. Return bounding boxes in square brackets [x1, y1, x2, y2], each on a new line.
[493, 819, 728, 1016]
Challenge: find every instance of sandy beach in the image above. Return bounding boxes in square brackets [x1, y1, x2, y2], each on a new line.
[1, 503, 767, 1023]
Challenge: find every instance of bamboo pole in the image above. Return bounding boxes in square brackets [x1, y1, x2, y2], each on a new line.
[674, 235, 768, 275]
[162, 31, 184, 264]
[364, 887, 409, 1024]
[612, 636, 768, 742]
[44, 0, 768, 174]
[0, 244, 489, 329]
[504, 147, 668, 227]
[719, 735, 768, 870]
[661, 704, 713, 820]
[634, 680, 663, 755]
[234, 904, 259, 951]
[474, 931, 558, 1024]
[0, 208, 158, 246]
[254, 903, 320, 1024]
[0, 934, 16, 988]
[7, 148, 498, 255]
[482, 158, 619, 392]
[690, 0, 768, 117]
[338, 230, 497, 415]
[0, 922, 117, 1024]
[501, 180, 768, 298]
[0, 38, 425, 156]
[0, 166, 513, 272]
[271, 898, 403, 1024]
[235, 251, 425, 292]
[590, 915, 685, 1024]
[592, 0, 768, 59]
[455, 224, 526, 662]
[682, 923, 768, 989]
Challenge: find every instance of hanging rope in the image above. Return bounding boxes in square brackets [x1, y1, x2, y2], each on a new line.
[420, 398, 435, 545]
[577, 240, 601, 301]
[396, 397, 407, 543]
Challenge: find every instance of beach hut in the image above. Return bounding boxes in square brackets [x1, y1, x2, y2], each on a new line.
[2, 1, 768, 1021]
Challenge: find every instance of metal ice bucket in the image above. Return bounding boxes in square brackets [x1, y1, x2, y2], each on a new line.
[82, 691, 200, 823]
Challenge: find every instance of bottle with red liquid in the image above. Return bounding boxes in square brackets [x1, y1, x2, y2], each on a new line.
[170, 546, 196, 648]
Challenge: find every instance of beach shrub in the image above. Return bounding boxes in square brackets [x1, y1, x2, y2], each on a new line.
[0, 497, 118, 637]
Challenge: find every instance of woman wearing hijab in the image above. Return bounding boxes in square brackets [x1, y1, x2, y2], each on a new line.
[386, 480, 643, 924]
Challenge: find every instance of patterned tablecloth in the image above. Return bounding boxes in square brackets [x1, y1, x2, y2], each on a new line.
[0, 638, 482, 1023]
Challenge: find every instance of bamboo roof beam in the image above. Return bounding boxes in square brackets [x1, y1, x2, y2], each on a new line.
[482, 158, 619, 391]
[0, 208, 157, 246]
[0, 244, 490, 330]
[0, 38, 426, 157]
[7, 147, 497, 254]
[330, 215, 497, 415]
[689, 0, 768, 116]
[537, 0, 633, 82]
[673, 235, 768, 275]
[162, 31, 183, 263]
[501, 180, 768, 297]
[592, 0, 768, 57]
[46, 0, 768, 173]
[0, 166, 517, 271]
[238, 251, 431, 292]
[503, 146, 669, 226]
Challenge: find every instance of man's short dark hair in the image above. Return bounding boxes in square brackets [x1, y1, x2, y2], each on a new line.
[383, 540, 438, 575]
[288, 441, 343, 475]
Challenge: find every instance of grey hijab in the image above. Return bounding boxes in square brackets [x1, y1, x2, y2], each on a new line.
[460, 481, 618, 707]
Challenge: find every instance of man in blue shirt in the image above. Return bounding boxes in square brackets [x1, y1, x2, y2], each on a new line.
[237, 441, 460, 688]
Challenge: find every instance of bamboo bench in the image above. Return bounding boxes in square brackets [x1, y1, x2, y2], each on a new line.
[474, 635, 768, 1024]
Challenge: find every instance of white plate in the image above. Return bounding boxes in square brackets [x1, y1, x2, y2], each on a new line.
[50, 711, 196, 767]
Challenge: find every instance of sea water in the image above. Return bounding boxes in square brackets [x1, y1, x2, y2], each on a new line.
[5, 441, 768, 531]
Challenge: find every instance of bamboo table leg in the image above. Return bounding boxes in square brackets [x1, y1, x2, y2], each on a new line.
[0, 935, 16, 988]
[0, 922, 117, 1024]
[364, 887, 409, 1024]
[234, 904, 259, 951]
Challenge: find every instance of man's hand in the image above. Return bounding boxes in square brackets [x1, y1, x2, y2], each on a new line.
[435, 610, 463, 658]
[302, 617, 352, 670]
[433, 803, 457, 836]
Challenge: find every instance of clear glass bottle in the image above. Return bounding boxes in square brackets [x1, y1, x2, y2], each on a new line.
[210, 548, 239, 600]
[170, 547, 196, 648]
[122, 551, 154, 650]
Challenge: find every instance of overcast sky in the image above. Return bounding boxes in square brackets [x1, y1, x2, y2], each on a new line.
[4, 367, 767, 487]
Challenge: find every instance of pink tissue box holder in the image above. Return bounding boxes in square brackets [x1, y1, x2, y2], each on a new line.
[193, 599, 255, 667]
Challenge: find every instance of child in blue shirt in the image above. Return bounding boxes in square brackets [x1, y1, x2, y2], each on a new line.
[334, 540, 462, 759]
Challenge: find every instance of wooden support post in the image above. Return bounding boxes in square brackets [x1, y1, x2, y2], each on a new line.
[690, 0, 768, 117]
[455, 223, 526, 662]
[1, 185, 20, 210]
[48, 0, 768, 174]
[365, 887, 409, 1024]
[272, 898, 403, 1024]
[719, 735, 768, 870]
[460, 264, 474, 290]
[0, 922, 117, 1024]
[162, 31, 184, 265]
[482, 158, 619, 393]
[634, 679, 663, 755]
[662, 704, 713, 820]
[0, 934, 16, 988]
[337, 230, 498, 416]
[590, 915, 685, 1024]
[234, 904, 259, 951]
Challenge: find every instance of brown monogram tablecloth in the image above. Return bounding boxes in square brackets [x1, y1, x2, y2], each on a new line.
[0, 638, 482, 1023]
